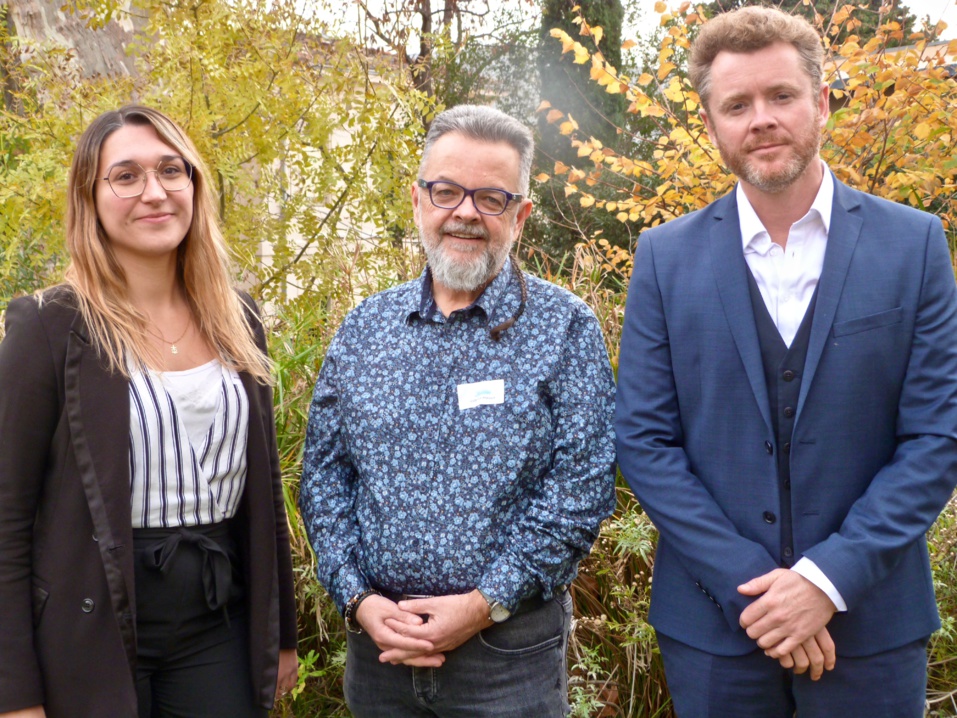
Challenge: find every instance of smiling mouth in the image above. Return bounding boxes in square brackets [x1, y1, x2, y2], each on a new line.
[749, 141, 787, 153]
[443, 229, 488, 243]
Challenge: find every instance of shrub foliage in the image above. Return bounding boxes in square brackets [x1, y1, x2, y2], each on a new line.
[1, 1, 956, 715]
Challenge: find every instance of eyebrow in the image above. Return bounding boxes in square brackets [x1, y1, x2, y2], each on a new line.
[107, 154, 183, 167]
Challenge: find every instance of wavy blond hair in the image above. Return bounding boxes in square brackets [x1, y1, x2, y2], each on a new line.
[60, 105, 271, 383]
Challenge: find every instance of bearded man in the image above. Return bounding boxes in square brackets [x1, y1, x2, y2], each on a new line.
[614, 7, 957, 717]
[299, 104, 616, 717]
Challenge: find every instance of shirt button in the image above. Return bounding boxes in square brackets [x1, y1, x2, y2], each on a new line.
[765, 441, 773, 455]
[763, 511, 777, 524]
[783, 406, 795, 418]
[81, 598, 95, 613]
[782, 370, 795, 382]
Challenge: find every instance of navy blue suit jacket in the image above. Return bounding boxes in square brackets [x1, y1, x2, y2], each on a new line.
[615, 176, 957, 657]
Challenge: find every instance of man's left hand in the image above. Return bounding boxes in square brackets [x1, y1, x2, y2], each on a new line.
[738, 568, 837, 659]
[380, 590, 491, 664]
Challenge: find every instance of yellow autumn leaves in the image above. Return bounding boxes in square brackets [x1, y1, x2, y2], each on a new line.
[539, 3, 957, 244]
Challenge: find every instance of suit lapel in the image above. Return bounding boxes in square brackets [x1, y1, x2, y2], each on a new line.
[709, 191, 773, 431]
[797, 178, 863, 417]
[64, 314, 137, 667]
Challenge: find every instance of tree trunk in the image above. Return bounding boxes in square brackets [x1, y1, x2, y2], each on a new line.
[5, 0, 141, 79]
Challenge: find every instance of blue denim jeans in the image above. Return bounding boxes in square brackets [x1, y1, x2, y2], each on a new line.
[345, 591, 572, 717]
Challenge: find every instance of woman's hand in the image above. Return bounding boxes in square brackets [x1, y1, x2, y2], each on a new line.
[0, 707, 46, 718]
[274, 649, 298, 702]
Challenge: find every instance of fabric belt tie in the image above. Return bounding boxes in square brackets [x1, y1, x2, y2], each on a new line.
[141, 527, 233, 613]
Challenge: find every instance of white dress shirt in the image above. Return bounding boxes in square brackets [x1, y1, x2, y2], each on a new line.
[736, 164, 847, 612]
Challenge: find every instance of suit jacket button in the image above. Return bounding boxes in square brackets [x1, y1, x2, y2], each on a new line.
[765, 441, 773, 455]
[763, 511, 776, 524]
[81, 598, 95, 613]
[783, 442, 791, 454]
[782, 370, 795, 382]
[783, 406, 795, 418]
[783, 547, 793, 558]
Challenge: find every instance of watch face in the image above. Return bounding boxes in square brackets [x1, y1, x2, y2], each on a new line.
[490, 602, 511, 623]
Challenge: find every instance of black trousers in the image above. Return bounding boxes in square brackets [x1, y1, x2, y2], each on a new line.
[133, 523, 267, 718]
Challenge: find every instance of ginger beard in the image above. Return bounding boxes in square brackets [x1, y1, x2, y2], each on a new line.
[713, 111, 823, 194]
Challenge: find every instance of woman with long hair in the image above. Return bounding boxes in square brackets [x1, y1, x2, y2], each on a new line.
[0, 106, 298, 717]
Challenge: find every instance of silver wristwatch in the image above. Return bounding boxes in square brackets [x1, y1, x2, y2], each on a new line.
[478, 589, 511, 623]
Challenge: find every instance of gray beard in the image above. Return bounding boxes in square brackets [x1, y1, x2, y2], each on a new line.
[422, 227, 511, 292]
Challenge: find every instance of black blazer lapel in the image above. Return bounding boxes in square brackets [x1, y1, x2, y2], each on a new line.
[64, 316, 136, 670]
[709, 191, 774, 432]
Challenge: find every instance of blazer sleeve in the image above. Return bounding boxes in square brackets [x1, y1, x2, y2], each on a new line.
[239, 292, 297, 649]
[615, 235, 780, 630]
[0, 296, 59, 710]
[802, 216, 957, 608]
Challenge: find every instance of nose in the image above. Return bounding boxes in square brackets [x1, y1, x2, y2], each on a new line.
[452, 193, 482, 222]
[139, 170, 168, 201]
[750, 99, 778, 132]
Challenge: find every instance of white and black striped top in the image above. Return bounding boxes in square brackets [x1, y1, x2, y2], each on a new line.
[128, 361, 249, 528]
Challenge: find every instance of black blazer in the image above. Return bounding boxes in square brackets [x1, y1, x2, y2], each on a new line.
[0, 286, 297, 716]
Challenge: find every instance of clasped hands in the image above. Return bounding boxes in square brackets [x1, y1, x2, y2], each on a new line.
[353, 572, 838, 680]
[354, 589, 492, 667]
[738, 568, 838, 680]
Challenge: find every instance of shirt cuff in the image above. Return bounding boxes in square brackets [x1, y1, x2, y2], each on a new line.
[792, 557, 847, 612]
[328, 559, 371, 615]
[478, 556, 538, 613]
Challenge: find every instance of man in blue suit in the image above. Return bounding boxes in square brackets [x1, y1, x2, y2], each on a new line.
[615, 6, 957, 717]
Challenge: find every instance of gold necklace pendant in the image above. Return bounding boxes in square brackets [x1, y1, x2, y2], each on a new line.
[147, 314, 191, 356]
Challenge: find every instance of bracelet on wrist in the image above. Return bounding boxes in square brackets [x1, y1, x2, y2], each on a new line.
[344, 589, 380, 634]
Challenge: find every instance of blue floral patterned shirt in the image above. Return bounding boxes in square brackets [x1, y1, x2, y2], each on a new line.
[299, 259, 617, 613]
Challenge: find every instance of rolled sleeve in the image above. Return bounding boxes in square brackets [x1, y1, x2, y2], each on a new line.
[298, 327, 369, 613]
[480, 310, 617, 610]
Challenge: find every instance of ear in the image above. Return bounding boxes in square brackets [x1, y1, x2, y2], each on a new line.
[512, 198, 534, 242]
[411, 180, 422, 225]
[700, 107, 715, 145]
[817, 82, 830, 126]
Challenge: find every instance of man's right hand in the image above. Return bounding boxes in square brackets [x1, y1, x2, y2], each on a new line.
[354, 595, 444, 667]
[0, 707, 46, 718]
[774, 626, 836, 681]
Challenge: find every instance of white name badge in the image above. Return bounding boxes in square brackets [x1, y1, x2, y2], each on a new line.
[457, 379, 505, 410]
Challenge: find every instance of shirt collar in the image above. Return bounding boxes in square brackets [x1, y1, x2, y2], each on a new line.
[407, 257, 514, 323]
[738, 161, 834, 255]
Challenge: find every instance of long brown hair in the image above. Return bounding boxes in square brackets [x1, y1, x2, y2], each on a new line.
[59, 105, 271, 383]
